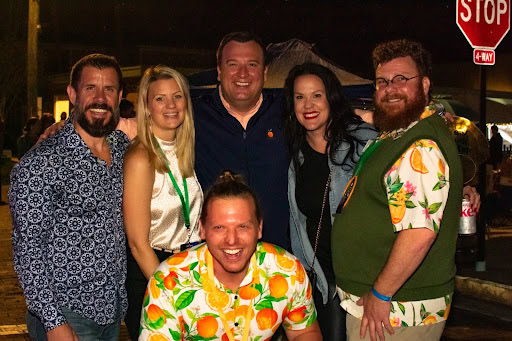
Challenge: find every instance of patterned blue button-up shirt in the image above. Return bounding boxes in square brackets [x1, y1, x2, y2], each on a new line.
[9, 120, 130, 332]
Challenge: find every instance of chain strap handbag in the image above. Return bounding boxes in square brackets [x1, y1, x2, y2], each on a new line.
[306, 167, 333, 294]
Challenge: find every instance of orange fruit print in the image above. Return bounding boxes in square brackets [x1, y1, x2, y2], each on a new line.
[256, 308, 278, 330]
[288, 306, 307, 322]
[306, 283, 312, 299]
[225, 305, 255, 321]
[262, 242, 280, 255]
[206, 289, 231, 310]
[221, 328, 235, 341]
[295, 260, 305, 284]
[147, 332, 171, 341]
[276, 255, 296, 272]
[438, 158, 445, 175]
[269, 274, 288, 298]
[166, 251, 188, 265]
[163, 271, 178, 290]
[147, 304, 166, 329]
[239, 282, 260, 300]
[390, 203, 406, 224]
[423, 315, 437, 325]
[197, 315, 218, 338]
[410, 148, 429, 174]
[150, 277, 160, 299]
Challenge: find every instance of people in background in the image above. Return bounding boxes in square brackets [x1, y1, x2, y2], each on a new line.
[16, 116, 41, 158]
[120, 98, 136, 118]
[490, 124, 503, 170]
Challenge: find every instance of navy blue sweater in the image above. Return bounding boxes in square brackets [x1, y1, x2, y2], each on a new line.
[193, 88, 291, 250]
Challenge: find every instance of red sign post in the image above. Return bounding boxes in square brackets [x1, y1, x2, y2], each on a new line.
[457, 0, 510, 50]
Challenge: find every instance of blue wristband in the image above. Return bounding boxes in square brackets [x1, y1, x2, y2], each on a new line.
[371, 287, 392, 302]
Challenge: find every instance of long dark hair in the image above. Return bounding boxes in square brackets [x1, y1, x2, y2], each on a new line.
[282, 62, 368, 174]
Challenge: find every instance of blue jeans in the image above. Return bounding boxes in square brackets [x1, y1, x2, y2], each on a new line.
[26, 308, 120, 341]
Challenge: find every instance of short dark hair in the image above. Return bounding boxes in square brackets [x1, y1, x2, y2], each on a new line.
[69, 54, 123, 91]
[372, 39, 432, 78]
[216, 31, 267, 66]
[200, 170, 262, 224]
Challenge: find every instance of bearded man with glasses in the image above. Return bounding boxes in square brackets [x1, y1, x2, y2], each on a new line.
[331, 39, 464, 341]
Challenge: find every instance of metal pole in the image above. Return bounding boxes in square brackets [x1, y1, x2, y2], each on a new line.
[27, 0, 39, 120]
[476, 65, 487, 272]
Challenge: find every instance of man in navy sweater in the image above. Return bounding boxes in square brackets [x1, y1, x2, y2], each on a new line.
[193, 31, 290, 250]
[38, 32, 291, 251]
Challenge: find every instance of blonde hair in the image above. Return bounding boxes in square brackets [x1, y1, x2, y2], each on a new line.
[135, 65, 195, 177]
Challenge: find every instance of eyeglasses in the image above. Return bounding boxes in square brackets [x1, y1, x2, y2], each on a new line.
[374, 75, 420, 91]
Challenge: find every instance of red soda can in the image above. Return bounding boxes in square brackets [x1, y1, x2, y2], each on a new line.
[459, 199, 477, 235]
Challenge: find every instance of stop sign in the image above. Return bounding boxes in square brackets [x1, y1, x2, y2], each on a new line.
[457, 0, 511, 49]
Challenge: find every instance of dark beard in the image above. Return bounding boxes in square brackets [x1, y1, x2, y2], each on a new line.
[73, 102, 120, 137]
[373, 83, 427, 132]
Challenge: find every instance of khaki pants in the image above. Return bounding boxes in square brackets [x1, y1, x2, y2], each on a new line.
[346, 313, 445, 341]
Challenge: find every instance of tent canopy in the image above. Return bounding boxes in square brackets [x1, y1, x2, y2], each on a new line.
[188, 39, 372, 89]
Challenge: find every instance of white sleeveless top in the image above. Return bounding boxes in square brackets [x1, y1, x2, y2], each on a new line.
[149, 136, 203, 251]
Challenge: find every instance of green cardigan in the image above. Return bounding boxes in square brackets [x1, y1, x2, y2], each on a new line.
[332, 114, 463, 301]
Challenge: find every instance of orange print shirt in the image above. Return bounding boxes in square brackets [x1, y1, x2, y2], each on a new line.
[338, 107, 452, 327]
[139, 242, 316, 340]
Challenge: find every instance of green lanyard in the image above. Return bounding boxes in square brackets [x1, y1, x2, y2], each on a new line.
[153, 136, 191, 228]
[337, 139, 384, 213]
[354, 139, 384, 177]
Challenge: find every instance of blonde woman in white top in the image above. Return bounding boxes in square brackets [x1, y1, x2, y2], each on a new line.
[123, 65, 202, 340]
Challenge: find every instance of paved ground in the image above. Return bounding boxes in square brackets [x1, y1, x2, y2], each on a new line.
[1, 180, 511, 340]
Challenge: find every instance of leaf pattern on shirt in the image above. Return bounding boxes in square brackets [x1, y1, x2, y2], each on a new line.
[139, 242, 316, 341]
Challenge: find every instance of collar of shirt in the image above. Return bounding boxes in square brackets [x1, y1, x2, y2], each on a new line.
[219, 86, 263, 129]
[377, 106, 435, 141]
[61, 119, 127, 156]
[198, 243, 259, 291]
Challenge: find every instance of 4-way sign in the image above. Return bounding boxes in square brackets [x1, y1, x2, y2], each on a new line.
[457, 0, 510, 64]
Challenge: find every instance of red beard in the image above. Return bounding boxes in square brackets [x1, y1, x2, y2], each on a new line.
[373, 83, 427, 132]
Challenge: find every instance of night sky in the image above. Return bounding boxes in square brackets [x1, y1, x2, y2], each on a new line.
[4, 0, 508, 79]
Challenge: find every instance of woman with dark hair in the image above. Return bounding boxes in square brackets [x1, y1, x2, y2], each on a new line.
[283, 62, 377, 340]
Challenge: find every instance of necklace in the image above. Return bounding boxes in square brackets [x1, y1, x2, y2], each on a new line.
[206, 249, 258, 341]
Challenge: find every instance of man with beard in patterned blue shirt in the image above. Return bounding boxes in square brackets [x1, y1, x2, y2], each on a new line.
[9, 54, 129, 341]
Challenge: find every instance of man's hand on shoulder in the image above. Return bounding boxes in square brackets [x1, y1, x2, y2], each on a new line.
[37, 120, 66, 144]
[47, 323, 78, 341]
[357, 291, 394, 341]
